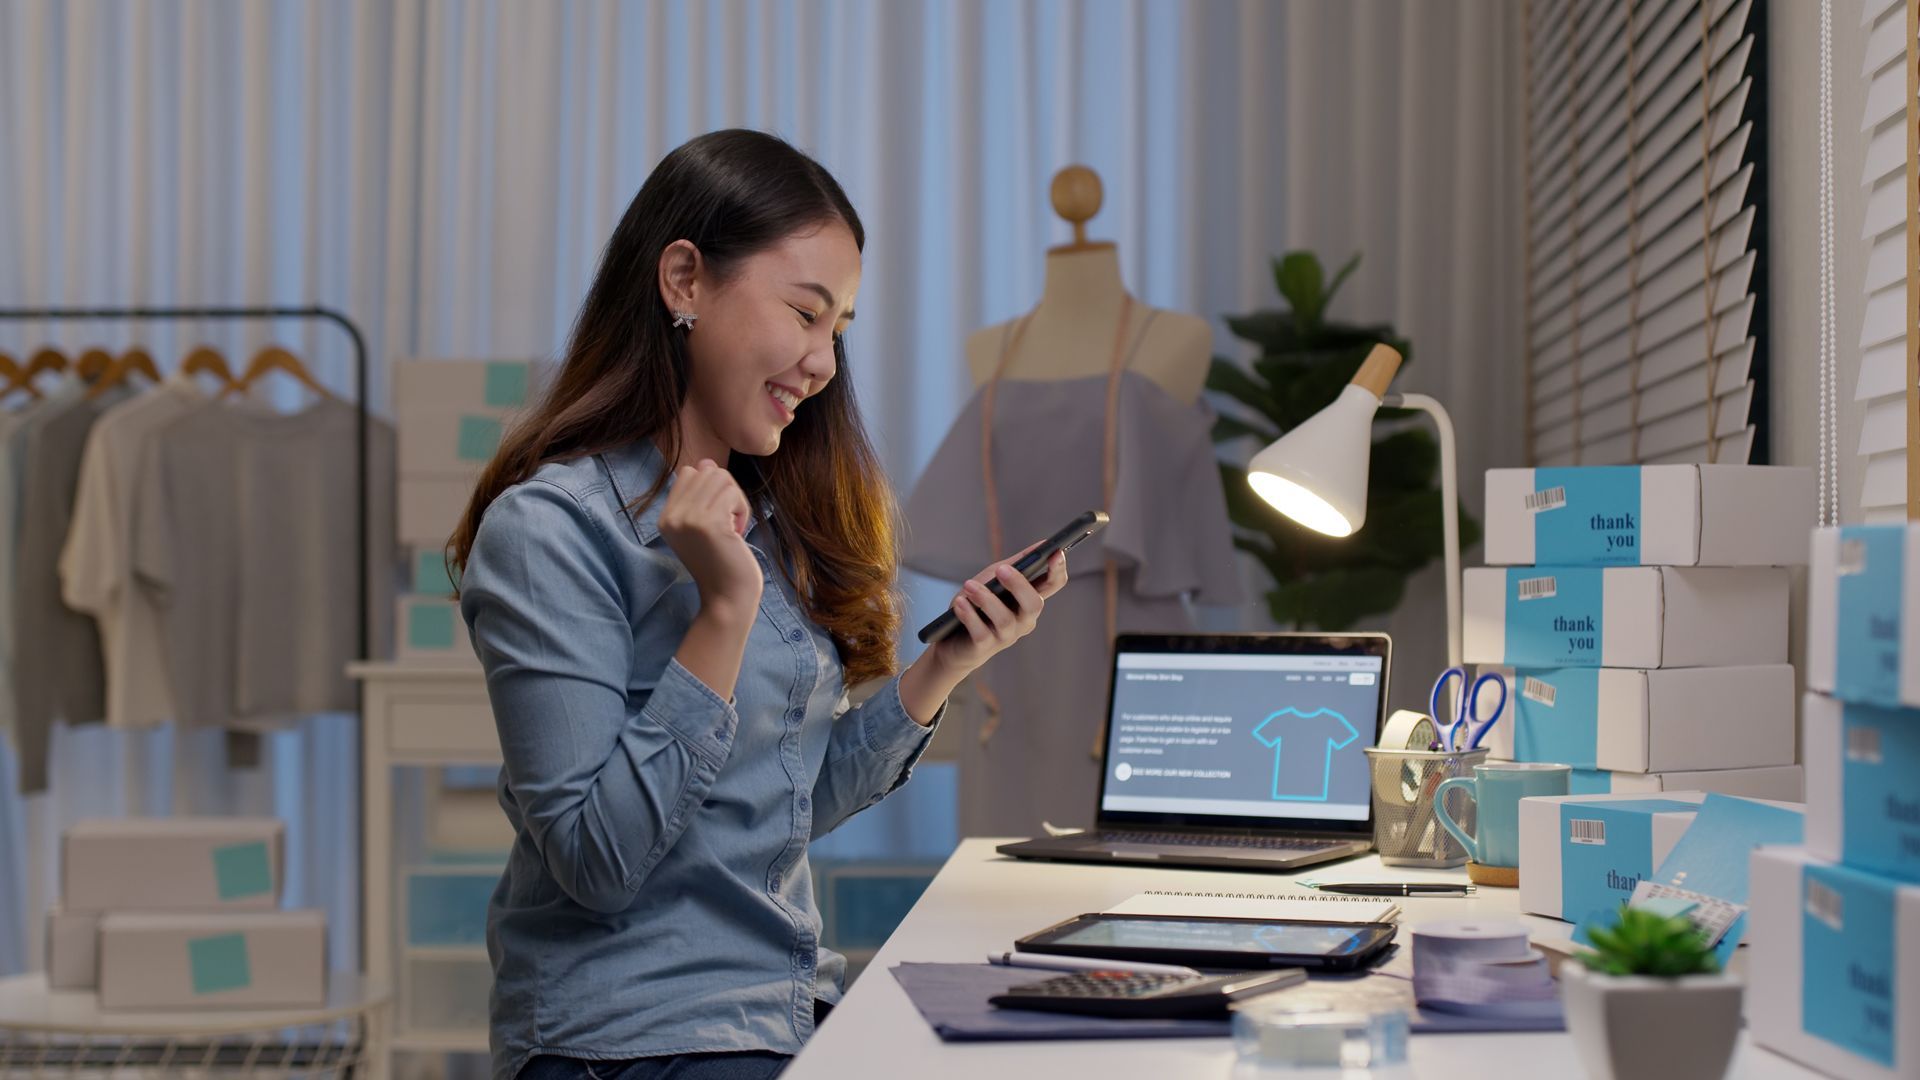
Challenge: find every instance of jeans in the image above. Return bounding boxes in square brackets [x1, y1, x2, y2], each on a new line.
[514, 1000, 835, 1080]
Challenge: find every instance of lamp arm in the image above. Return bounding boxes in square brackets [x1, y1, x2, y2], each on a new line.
[1381, 392, 1462, 667]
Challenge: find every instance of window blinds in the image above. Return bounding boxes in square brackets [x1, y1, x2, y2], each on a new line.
[1523, 0, 1766, 466]
[1857, 0, 1917, 519]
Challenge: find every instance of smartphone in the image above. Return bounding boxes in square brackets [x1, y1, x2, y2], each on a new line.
[916, 510, 1109, 645]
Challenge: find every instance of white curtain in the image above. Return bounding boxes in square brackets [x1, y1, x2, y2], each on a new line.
[0, 0, 1523, 972]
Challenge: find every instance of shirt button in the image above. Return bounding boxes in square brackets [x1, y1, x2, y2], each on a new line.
[787, 628, 805, 642]
[788, 708, 804, 722]
[770, 876, 781, 890]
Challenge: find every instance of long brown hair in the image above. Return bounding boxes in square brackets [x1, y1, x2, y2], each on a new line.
[447, 129, 900, 685]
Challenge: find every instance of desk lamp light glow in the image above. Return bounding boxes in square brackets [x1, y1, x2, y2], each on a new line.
[1244, 343, 1464, 666]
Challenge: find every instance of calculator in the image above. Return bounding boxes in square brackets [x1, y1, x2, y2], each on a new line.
[987, 968, 1307, 1019]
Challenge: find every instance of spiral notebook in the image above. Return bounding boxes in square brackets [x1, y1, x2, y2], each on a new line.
[1105, 888, 1401, 924]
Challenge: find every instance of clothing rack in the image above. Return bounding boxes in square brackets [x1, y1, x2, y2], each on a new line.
[0, 305, 371, 669]
[0, 305, 374, 965]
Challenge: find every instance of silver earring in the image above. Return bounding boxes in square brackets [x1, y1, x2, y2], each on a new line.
[671, 310, 697, 330]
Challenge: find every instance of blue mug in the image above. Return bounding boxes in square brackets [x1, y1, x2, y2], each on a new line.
[1433, 762, 1570, 868]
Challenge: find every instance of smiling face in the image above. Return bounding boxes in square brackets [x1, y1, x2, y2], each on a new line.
[658, 220, 861, 460]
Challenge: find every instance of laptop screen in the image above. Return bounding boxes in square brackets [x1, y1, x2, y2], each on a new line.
[1097, 636, 1388, 829]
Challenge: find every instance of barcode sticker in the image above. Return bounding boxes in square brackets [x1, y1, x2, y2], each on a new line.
[1517, 576, 1558, 601]
[1569, 819, 1606, 845]
[1525, 486, 1567, 512]
[1521, 676, 1557, 707]
[1837, 538, 1867, 576]
[1846, 724, 1883, 764]
[1807, 878, 1845, 930]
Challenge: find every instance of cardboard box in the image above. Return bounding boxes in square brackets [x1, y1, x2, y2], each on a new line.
[399, 476, 476, 546]
[63, 818, 283, 913]
[1806, 693, 1920, 883]
[396, 596, 477, 666]
[1809, 525, 1920, 708]
[1463, 566, 1788, 668]
[1481, 664, 1795, 772]
[98, 910, 326, 1010]
[1749, 847, 1920, 1078]
[1519, 792, 1706, 922]
[46, 908, 99, 990]
[1485, 465, 1812, 567]
[398, 410, 508, 479]
[408, 546, 461, 596]
[1567, 765, 1804, 801]
[392, 358, 550, 417]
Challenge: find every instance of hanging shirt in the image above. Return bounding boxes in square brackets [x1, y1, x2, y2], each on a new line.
[60, 375, 209, 730]
[10, 380, 134, 793]
[0, 399, 42, 746]
[133, 397, 397, 729]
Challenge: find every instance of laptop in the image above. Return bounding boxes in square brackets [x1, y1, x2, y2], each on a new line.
[998, 632, 1389, 872]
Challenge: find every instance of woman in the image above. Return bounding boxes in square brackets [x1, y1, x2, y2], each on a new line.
[448, 129, 1066, 1080]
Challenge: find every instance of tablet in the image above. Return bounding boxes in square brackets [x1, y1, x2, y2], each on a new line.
[1015, 913, 1395, 972]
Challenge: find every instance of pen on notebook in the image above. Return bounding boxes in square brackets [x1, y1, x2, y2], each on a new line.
[1298, 881, 1475, 897]
[986, 951, 1201, 976]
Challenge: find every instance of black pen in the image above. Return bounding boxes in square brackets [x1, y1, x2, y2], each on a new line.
[1302, 882, 1475, 897]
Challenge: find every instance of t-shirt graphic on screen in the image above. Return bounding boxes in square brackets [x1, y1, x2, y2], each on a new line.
[1101, 651, 1382, 822]
[1250, 707, 1361, 801]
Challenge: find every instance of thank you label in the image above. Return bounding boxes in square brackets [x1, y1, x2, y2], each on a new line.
[1803, 863, 1898, 1067]
[1841, 702, 1920, 881]
[1836, 526, 1906, 705]
[1560, 800, 1698, 930]
[1531, 467, 1643, 566]
[1504, 568, 1604, 666]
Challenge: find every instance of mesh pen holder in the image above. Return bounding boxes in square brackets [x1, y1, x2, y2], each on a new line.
[1363, 746, 1488, 867]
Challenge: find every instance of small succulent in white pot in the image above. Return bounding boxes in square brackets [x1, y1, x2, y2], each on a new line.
[1561, 906, 1743, 1080]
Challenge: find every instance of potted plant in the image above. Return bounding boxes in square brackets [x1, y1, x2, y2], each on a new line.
[1561, 906, 1743, 1080]
[1207, 250, 1480, 630]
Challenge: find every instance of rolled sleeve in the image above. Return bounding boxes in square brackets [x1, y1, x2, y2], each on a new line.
[810, 675, 942, 838]
[641, 657, 740, 768]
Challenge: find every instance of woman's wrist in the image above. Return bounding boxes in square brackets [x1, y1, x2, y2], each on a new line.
[898, 650, 968, 727]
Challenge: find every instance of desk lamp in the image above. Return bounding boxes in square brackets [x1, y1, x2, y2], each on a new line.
[1244, 344, 1463, 666]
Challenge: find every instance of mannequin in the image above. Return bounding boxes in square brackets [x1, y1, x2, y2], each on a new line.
[903, 166, 1243, 837]
[964, 166, 1212, 403]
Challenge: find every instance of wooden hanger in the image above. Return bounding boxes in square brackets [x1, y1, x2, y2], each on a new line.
[3, 347, 70, 402]
[230, 346, 335, 401]
[87, 346, 163, 400]
[180, 345, 240, 392]
[76, 348, 115, 384]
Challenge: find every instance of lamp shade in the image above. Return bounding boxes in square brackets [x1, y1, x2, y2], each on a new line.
[1246, 384, 1381, 536]
[1245, 343, 1403, 537]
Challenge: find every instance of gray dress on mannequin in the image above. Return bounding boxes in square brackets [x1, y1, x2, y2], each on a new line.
[903, 322, 1242, 837]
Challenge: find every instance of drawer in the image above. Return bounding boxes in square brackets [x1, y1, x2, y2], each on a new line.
[387, 688, 499, 757]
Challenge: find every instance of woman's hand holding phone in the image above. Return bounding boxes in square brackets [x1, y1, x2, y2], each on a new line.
[929, 544, 1069, 671]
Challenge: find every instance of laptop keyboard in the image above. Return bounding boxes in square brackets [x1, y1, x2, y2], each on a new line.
[1089, 831, 1351, 852]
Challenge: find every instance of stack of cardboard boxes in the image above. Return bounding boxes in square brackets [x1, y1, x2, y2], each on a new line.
[1748, 523, 1920, 1077]
[47, 818, 326, 1010]
[392, 359, 549, 664]
[1464, 464, 1808, 799]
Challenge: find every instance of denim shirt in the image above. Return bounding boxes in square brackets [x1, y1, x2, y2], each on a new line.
[460, 441, 939, 1080]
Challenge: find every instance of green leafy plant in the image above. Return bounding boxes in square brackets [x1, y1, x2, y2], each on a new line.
[1579, 906, 1722, 977]
[1208, 251, 1481, 630]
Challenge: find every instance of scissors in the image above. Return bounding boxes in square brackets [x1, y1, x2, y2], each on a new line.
[1429, 667, 1508, 752]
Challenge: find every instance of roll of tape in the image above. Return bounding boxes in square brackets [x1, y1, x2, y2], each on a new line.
[1375, 710, 1442, 804]
[1378, 709, 1438, 751]
[1410, 920, 1559, 1015]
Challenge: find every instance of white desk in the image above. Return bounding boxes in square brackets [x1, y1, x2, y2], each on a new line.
[785, 839, 1819, 1079]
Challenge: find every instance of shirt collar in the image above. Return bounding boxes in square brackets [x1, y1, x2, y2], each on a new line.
[599, 439, 776, 546]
